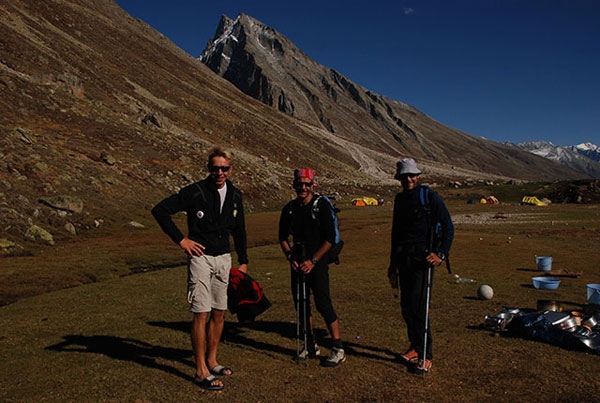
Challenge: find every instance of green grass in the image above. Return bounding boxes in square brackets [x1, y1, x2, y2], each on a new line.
[1, 201, 600, 402]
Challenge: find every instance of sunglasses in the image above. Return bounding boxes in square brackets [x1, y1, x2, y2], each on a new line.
[294, 181, 313, 188]
[208, 165, 231, 173]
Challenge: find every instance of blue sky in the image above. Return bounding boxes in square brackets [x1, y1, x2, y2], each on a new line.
[115, 0, 599, 146]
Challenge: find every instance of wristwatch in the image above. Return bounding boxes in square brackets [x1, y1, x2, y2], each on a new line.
[436, 252, 446, 261]
[310, 257, 318, 265]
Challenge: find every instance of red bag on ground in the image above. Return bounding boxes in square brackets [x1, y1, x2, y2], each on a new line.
[227, 267, 271, 322]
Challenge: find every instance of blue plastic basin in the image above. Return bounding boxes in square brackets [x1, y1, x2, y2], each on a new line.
[532, 277, 561, 290]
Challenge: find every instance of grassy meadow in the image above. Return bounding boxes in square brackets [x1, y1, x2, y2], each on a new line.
[2, 195, 600, 402]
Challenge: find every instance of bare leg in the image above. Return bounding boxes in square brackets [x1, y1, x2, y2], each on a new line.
[327, 319, 341, 340]
[191, 312, 210, 379]
[307, 315, 315, 339]
[206, 309, 230, 374]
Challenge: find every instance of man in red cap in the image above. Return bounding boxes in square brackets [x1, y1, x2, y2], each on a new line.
[278, 168, 346, 367]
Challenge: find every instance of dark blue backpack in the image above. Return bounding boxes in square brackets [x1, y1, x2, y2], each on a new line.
[311, 195, 344, 265]
[419, 185, 451, 273]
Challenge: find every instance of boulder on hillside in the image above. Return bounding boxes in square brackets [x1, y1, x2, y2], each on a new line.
[39, 195, 84, 214]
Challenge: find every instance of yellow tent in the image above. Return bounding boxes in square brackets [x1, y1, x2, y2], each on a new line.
[352, 197, 379, 206]
[521, 196, 547, 206]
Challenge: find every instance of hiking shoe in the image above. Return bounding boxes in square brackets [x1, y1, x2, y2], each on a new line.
[323, 347, 346, 367]
[400, 348, 419, 363]
[296, 343, 321, 360]
[414, 359, 432, 374]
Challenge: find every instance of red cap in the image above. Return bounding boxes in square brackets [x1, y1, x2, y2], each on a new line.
[294, 168, 315, 181]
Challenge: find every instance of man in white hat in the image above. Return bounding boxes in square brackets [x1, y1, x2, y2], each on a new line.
[388, 158, 454, 374]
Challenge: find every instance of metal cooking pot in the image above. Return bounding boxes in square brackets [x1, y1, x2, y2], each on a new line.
[583, 314, 599, 329]
[483, 312, 514, 331]
[574, 326, 592, 337]
[504, 307, 521, 315]
[579, 333, 600, 350]
[537, 299, 562, 312]
[558, 316, 578, 332]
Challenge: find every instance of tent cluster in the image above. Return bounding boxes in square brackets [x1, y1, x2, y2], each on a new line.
[351, 197, 380, 206]
[479, 195, 499, 204]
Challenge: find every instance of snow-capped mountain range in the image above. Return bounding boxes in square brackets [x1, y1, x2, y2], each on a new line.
[569, 142, 600, 162]
[509, 141, 600, 178]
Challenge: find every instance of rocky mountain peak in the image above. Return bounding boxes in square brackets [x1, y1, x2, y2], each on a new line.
[200, 14, 583, 181]
[571, 142, 600, 162]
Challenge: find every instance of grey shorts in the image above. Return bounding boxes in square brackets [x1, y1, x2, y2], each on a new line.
[187, 253, 232, 313]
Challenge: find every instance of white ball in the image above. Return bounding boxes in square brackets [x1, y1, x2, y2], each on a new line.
[477, 284, 494, 300]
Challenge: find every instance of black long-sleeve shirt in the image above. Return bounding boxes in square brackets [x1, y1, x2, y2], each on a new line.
[151, 177, 248, 265]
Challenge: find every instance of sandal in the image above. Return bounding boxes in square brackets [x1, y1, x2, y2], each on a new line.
[210, 365, 234, 376]
[195, 374, 224, 391]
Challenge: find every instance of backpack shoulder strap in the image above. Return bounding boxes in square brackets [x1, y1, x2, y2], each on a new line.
[419, 185, 431, 212]
[311, 195, 323, 220]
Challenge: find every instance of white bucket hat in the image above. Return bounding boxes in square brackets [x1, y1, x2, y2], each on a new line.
[394, 158, 422, 179]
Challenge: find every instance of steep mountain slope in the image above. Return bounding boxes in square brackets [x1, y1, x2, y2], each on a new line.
[0, 1, 586, 255]
[200, 14, 583, 181]
[0, 0, 367, 250]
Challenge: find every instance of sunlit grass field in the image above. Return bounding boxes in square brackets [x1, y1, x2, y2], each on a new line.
[1, 198, 600, 402]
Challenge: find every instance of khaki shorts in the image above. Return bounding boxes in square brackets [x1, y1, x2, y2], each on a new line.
[187, 254, 232, 313]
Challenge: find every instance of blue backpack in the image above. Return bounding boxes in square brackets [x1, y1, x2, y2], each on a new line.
[419, 185, 451, 273]
[311, 195, 344, 265]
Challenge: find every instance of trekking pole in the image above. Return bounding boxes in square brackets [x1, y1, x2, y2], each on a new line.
[418, 262, 433, 375]
[301, 272, 308, 364]
[295, 270, 301, 362]
[395, 266, 400, 299]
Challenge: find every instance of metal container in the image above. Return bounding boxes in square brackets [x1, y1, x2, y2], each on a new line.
[483, 312, 515, 331]
[582, 314, 599, 330]
[543, 311, 569, 325]
[574, 326, 592, 337]
[537, 300, 561, 312]
[558, 316, 578, 332]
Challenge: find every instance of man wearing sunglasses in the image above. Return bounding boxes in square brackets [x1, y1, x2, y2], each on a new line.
[152, 147, 248, 391]
[388, 158, 454, 374]
[278, 168, 346, 367]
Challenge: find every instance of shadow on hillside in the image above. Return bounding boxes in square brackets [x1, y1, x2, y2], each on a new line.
[148, 320, 402, 364]
[45, 335, 193, 381]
